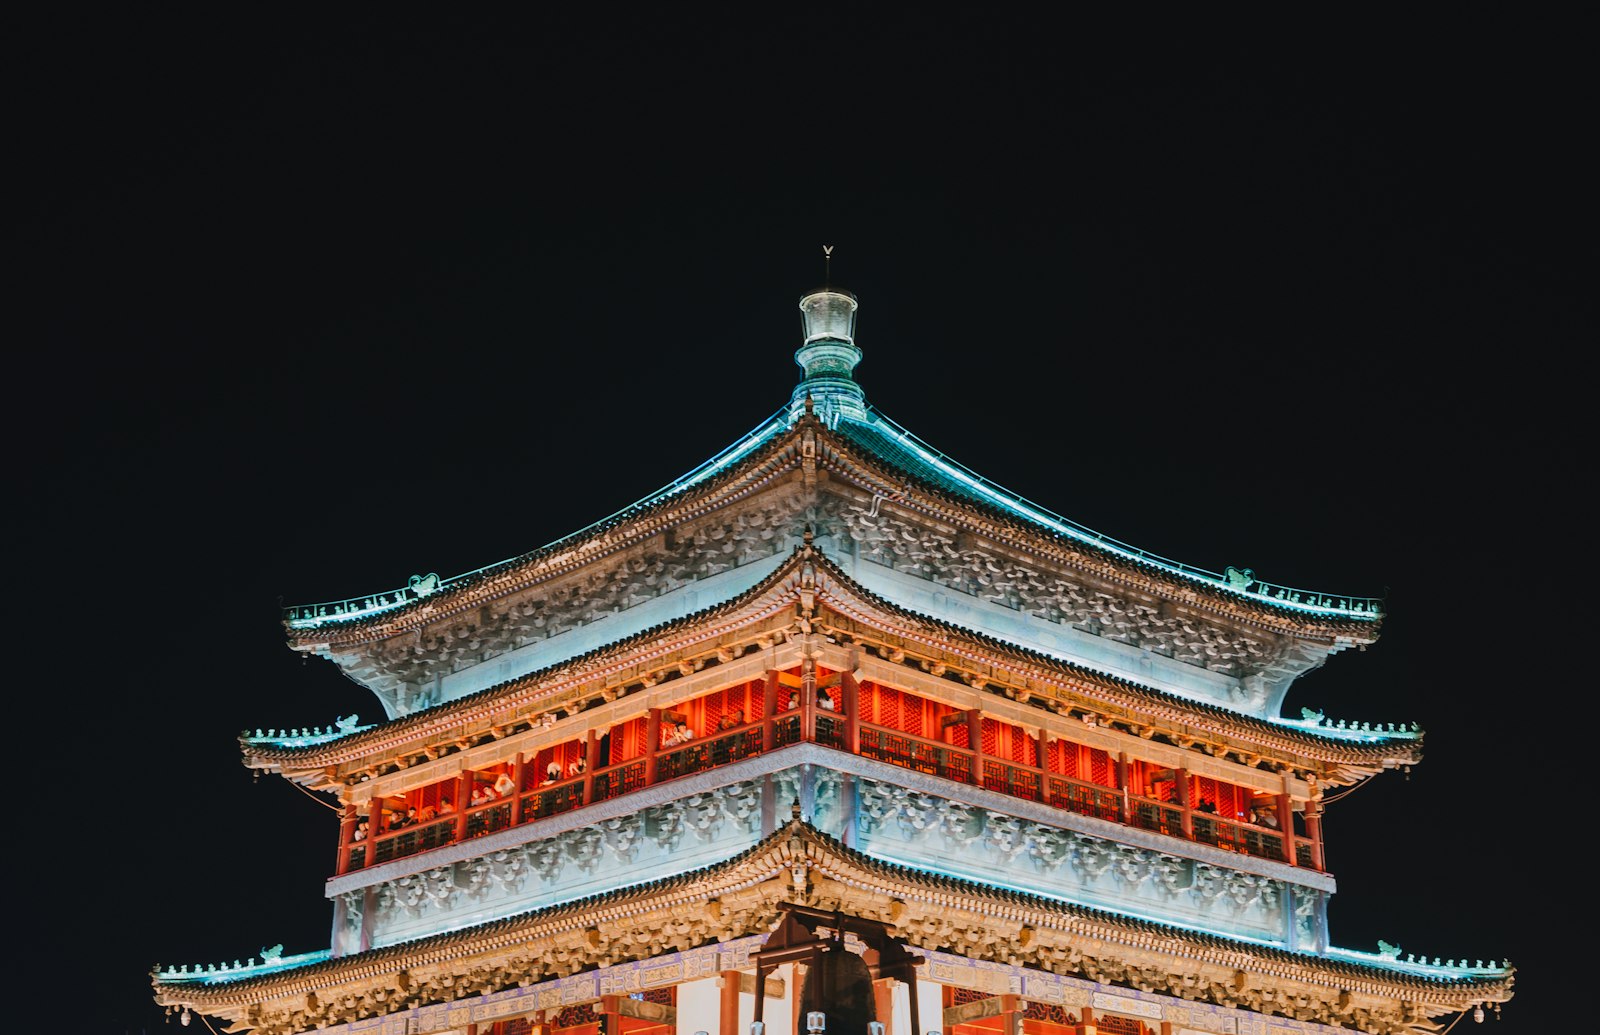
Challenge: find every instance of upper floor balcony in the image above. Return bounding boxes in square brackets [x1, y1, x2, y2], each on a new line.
[336, 670, 1322, 878]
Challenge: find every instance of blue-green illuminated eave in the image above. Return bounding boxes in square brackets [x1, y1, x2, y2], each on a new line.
[282, 410, 792, 630]
[829, 409, 1384, 623]
[154, 950, 332, 987]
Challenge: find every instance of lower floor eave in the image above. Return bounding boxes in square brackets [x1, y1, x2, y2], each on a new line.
[153, 821, 1512, 1035]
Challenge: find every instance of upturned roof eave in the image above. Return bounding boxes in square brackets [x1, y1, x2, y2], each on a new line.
[248, 546, 1421, 781]
[152, 819, 1510, 1009]
[281, 410, 1382, 654]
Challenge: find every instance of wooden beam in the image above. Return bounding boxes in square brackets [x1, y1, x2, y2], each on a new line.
[617, 999, 676, 1024]
[737, 972, 787, 999]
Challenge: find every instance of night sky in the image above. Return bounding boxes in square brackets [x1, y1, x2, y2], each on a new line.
[20, 14, 1582, 1034]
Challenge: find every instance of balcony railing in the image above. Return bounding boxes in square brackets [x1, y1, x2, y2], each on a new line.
[339, 702, 1318, 877]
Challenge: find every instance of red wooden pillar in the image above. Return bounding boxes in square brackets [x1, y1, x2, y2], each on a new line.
[582, 730, 599, 805]
[1275, 792, 1294, 863]
[762, 671, 779, 752]
[966, 709, 983, 786]
[842, 670, 861, 755]
[1078, 1006, 1095, 1034]
[998, 993, 1020, 1035]
[601, 994, 621, 1035]
[720, 969, 741, 1035]
[644, 707, 662, 786]
[1305, 799, 1325, 871]
[801, 681, 816, 745]
[873, 979, 896, 1034]
[337, 802, 358, 874]
[510, 752, 526, 826]
[1176, 767, 1194, 839]
[1116, 751, 1131, 824]
[454, 773, 471, 842]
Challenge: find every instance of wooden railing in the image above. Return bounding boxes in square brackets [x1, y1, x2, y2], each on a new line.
[338, 690, 1318, 876]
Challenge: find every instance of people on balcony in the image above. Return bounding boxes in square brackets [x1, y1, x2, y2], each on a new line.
[493, 771, 516, 798]
[547, 760, 563, 783]
[817, 690, 836, 711]
[438, 797, 455, 815]
[353, 820, 368, 842]
[1254, 805, 1280, 829]
[567, 756, 586, 779]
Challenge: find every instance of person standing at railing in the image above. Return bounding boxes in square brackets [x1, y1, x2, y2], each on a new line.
[492, 771, 516, 798]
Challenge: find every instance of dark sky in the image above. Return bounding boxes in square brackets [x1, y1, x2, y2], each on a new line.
[19, 13, 1583, 1034]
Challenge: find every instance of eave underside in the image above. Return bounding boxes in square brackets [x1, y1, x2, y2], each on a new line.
[283, 416, 1381, 657]
[251, 548, 1419, 791]
[153, 823, 1509, 1035]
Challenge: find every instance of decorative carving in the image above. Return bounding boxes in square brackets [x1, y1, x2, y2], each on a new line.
[339, 492, 833, 711]
[835, 503, 1282, 681]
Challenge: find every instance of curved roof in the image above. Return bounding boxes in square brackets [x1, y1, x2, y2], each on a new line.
[282, 404, 1382, 649]
[251, 545, 1419, 783]
[153, 820, 1510, 1033]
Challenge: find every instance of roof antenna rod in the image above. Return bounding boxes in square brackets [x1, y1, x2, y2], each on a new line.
[822, 244, 833, 290]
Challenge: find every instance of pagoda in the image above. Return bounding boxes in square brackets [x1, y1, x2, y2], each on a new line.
[154, 284, 1513, 1035]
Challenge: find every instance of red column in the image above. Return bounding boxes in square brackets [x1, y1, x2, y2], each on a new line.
[842, 670, 861, 755]
[762, 671, 779, 752]
[967, 710, 983, 785]
[510, 753, 526, 825]
[873, 979, 896, 1034]
[720, 970, 741, 1035]
[337, 802, 358, 874]
[1176, 767, 1194, 839]
[454, 773, 471, 842]
[998, 993, 1019, 1035]
[644, 707, 662, 786]
[601, 994, 620, 1035]
[1275, 792, 1294, 863]
[1305, 799, 1325, 870]
[582, 730, 599, 805]
[1116, 751, 1131, 823]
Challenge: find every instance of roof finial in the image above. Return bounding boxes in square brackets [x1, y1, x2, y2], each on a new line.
[823, 244, 833, 288]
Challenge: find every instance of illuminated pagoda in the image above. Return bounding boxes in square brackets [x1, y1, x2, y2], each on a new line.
[155, 284, 1512, 1035]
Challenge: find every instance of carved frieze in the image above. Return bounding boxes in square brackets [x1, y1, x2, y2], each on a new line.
[333, 490, 830, 713]
[855, 779, 1290, 944]
[835, 500, 1293, 686]
[355, 781, 767, 948]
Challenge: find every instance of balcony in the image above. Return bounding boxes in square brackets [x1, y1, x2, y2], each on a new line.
[339, 689, 1319, 877]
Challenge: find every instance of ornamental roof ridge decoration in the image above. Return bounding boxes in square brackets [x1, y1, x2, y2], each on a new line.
[282, 406, 1382, 647]
[247, 544, 1419, 782]
[152, 819, 1511, 1033]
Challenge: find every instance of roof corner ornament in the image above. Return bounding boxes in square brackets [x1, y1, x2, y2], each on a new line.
[408, 572, 441, 597]
[1224, 566, 1255, 590]
[1377, 940, 1402, 960]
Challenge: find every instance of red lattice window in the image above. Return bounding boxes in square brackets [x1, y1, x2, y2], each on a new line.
[631, 987, 675, 1006]
[1096, 1014, 1146, 1035]
[1089, 747, 1113, 788]
[551, 1004, 599, 1031]
[981, 717, 1000, 757]
[1022, 1002, 1077, 1025]
[949, 987, 991, 1006]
